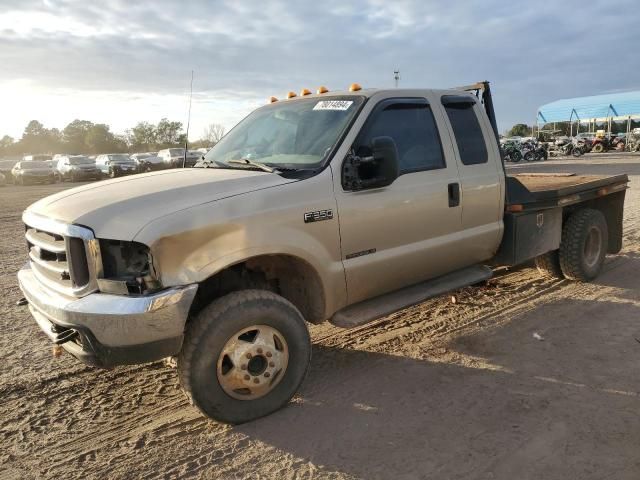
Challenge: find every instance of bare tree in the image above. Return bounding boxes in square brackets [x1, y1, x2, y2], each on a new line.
[202, 123, 226, 145]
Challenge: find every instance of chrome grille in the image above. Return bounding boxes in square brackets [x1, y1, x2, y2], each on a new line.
[23, 211, 102, 297]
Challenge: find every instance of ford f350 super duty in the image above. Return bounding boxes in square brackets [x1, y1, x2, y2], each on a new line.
[18, 82, 628, 423]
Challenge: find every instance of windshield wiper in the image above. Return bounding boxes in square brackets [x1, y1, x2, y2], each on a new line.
[227, 158, 275, 173]
[195, 158, 226, 168]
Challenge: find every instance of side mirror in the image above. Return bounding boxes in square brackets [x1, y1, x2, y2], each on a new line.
[343, 136, 400, 190]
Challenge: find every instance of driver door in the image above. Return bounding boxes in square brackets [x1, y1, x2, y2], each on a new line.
[333, 95, 466, 305]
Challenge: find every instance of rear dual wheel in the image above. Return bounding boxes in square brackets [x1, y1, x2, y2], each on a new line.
[178, 290, 311, 424]
[535, 209, 608, 282]
[559, 209, 608, 281]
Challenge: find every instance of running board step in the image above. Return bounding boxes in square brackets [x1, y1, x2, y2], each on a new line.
[331, 265, 493, 328]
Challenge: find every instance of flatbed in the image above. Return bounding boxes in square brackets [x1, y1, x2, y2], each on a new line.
[506, 173, 629, 209]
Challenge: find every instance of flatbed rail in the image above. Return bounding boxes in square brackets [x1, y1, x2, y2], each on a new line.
[505, 173, 629, 212]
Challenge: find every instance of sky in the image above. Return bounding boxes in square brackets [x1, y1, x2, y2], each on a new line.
[1, 0, 640, 140]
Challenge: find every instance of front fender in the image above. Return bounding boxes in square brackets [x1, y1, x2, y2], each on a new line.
[136, 168, 346, 317]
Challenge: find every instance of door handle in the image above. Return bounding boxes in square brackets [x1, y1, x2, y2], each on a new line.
[448, 182, 460, 207]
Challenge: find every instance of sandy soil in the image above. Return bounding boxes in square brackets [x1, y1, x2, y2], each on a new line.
[1, 154, 639, 479]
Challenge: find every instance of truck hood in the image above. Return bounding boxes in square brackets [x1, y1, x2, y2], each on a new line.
[26, 168, 297, 239]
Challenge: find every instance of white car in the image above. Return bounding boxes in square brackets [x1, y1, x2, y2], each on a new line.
[157, 148, 200, 168]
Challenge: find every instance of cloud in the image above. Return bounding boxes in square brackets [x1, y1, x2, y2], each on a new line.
[0, 0, 639, 138]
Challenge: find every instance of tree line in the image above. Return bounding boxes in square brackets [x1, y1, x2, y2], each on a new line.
[0, 119, 226, 157]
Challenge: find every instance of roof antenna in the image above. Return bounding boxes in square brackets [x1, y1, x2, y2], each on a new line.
[394, 69, 400, 88]
[182, 70, 194, 168]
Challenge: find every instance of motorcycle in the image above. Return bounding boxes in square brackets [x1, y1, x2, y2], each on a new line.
[570, 138, 588, 157]
[521, 140, 547, 162]
[501, 142, 522, 162]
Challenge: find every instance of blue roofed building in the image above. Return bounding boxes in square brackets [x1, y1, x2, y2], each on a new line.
[537, 91, 640, 135]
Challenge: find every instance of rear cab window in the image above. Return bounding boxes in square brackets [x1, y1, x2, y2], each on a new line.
[441, 96, 488, 166]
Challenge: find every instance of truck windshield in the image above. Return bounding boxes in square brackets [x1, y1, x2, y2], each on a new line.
[200, 96, 364, 170]
[108, 154, 132, 163]
[23, 161, 49, 169]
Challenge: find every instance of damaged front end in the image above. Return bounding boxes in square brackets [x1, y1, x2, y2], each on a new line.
[97, 240, 162, 295]
[17, 211, 198, 368]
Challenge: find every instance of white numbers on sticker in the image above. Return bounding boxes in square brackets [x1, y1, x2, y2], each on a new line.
[313, 100, 353, 111]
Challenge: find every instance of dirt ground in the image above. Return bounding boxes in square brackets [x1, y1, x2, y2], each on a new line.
[1, 154, 639, 480]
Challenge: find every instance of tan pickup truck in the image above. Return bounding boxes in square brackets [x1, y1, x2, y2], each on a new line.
[18, 82, 628, 423]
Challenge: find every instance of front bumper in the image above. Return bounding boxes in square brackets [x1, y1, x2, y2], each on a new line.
[18, 264, 198, 368]
[74, 170, 101, 179]
[22, 174, 54, 182]
[112, 165, 138, 175]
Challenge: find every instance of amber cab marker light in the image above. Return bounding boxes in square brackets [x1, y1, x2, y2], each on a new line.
[506, 204, 524, 213]
[269, 96, 278, 103]
[300, 88, 312, 96]
[286, 91, 297, 99]
[349, 83, 362, 92]
[317, 86, 329, 94]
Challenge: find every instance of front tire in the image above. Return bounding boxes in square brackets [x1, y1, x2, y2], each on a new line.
[559, 209, 608, 281]
[178, 290, 311, 424]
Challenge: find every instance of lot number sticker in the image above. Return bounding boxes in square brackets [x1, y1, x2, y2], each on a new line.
[313, 100, 353, 111]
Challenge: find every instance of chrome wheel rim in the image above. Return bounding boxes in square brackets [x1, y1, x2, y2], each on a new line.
[583, 227, 602, 268]
[217, 325, 289, 401]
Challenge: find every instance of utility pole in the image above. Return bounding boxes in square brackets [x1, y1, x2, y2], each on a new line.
[182, 70, 194, 168]
[394, 69, 400, 88]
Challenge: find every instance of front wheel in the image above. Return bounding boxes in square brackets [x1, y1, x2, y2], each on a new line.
[178, 290, 311, 424]
[524, 151, 535, 162]
[572, 147, 583, 157]
[592, 143, 604, 153]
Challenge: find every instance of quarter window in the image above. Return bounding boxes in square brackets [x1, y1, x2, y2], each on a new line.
[442, 98, 488, 165]
[356, 99, 445, 173]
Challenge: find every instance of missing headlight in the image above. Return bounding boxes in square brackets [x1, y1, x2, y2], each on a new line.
[98, 240, 161, 295]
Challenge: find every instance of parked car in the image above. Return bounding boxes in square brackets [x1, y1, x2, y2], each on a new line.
[157, 148, 200, 168]
[44, 160, 61, 181]
[16, 81, 630, 424]
[130, 152, 165, 172]
[11, 160, 56, 185]
[23, 154, 53, 162]
[95, 153, 138, 178]
[57, 155, 102, 182]
[0, 159, 17, 183]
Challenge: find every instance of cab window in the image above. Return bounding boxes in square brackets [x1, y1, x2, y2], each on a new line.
[442, 97, 488, 166]
[355, 98, 445, 174]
